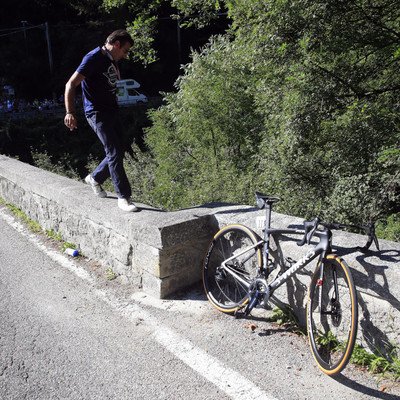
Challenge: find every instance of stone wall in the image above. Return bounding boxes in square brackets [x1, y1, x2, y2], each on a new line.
[0, 154, 399, 356]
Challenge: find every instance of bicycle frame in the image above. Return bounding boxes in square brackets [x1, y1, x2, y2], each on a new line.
[218, 226, 330, 300]
[218, 199, 336, 313]
[265, 228, 329, 293]
[258, 201, 332, 299]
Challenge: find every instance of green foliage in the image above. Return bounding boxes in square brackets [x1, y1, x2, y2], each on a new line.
[0, 105, 152, 179]
[105, 267, 116, 280]
[137, 0, 400, 233]
[124, 142, 158, 207]
[351, 342, 400, 380]
[46, 229, 62, 241]
[32, 150, 80, 180]
[62, 241, 78, 252]
[6, 204, 42, 232]
[125, 14, 159, 65]
[144, 35, 264, 209]
[268, 306, 300, 330]
[101, 0, 225, 63]
[3, 0, 399, 242]
[315, 330, 339, 349]
[375, 214, 400, 242]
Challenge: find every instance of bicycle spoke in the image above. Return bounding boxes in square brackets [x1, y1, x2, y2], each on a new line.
[203, 225, 262, 313]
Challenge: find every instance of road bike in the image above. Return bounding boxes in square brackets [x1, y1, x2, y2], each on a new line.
[202, 192, 379, 376]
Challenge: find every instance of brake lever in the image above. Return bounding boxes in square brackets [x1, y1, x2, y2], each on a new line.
[297, 218, 320, 246]
[358, 223, 380, 253]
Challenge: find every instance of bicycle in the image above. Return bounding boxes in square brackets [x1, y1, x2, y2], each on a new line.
[202, 192, 379, 376]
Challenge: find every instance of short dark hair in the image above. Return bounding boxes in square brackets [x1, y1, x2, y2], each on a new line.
[106, 29, 134, 47]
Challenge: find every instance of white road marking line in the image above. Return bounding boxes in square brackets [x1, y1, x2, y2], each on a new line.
[98, 291, 276, 400]
[0, 208, 93, 283]
[0, 207, 277, 400]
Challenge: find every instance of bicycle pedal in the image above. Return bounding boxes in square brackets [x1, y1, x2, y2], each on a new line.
[234, 305, 246, 319]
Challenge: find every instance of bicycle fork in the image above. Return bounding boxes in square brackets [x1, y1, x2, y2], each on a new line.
[317, 258, 341, 325]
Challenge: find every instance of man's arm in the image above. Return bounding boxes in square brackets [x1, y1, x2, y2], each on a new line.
[64, 71, 85, 131]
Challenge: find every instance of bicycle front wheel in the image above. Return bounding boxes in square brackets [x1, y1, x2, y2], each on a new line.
[202, 225, 262, 313]
[307, 254, 358, 376]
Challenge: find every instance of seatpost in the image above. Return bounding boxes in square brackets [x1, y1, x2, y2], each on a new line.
[263, 201, 272, 251]
[265, 201, 272, 231]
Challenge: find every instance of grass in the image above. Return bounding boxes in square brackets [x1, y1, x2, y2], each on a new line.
[105, 268, 116, 280]
[0, 197, 82, 257]
[0, 198, 117, 280]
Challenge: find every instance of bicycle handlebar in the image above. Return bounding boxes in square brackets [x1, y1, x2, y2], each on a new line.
[254, 192, 380, 252]
[297, 218, 380, 252]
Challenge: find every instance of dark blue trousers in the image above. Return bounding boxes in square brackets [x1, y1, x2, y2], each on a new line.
[87, 111, 131, 199]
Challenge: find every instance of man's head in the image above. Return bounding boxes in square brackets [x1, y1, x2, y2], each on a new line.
[105, 29, 134, 61]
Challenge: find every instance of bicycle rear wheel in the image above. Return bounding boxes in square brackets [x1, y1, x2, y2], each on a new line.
[202, 225, 262, 313]
[307, 254, 358, 376]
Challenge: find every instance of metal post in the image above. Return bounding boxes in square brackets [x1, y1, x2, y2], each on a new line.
[44, 22, 54, 74]
[43, 22, 56, 101]
[21, 21, 27, 39]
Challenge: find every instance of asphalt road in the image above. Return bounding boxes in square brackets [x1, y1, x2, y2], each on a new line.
[0, 204, 399, 400]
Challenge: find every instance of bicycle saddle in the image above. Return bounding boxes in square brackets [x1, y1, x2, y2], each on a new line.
[255, 192, 282, 202]
[255, 192, 282, 209]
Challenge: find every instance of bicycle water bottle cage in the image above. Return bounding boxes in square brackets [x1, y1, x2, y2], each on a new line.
[297, 218, 320, 246]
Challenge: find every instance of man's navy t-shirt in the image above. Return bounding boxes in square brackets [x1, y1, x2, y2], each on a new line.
[77, 46, 118, 116]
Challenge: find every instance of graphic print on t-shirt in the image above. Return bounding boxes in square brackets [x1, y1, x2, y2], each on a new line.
[103, 64, 119, 94]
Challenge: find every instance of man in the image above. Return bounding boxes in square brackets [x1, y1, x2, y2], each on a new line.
[64, 29, 138, 212]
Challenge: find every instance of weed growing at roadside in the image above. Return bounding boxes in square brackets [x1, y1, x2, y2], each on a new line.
[106, 268, 116, 280]
[268, 306, 305, 335]
[62, 241, 78, 253]
[7, 203, 41, 232]
[1, 199, 81, 257]
[46, 229, 62, 242]
[350, 316, 400, 381]
[269, 305, 400, 382]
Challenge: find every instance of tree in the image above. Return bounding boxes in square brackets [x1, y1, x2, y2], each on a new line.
[237, 0, 400, 222]
[102, 0, 225, 64]
[144, 35, 264, 208]
[138, 0, 400, 230]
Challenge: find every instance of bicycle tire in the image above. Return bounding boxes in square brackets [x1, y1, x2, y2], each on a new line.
[307, 254, 358, 376]
[203, 225, 262, 313]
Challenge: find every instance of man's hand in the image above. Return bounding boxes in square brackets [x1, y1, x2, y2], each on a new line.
[64, 113, 78, 131]
[64, 71, 85, 131]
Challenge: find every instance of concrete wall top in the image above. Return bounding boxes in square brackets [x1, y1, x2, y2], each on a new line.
[0, 155, 216, 250]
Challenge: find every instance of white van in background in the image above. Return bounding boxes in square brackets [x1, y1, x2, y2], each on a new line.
[116, 79, 148, 106]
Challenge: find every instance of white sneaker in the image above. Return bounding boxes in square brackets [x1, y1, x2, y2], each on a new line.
[85, 174, 107, 198]
[118, 197, 138, 212]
